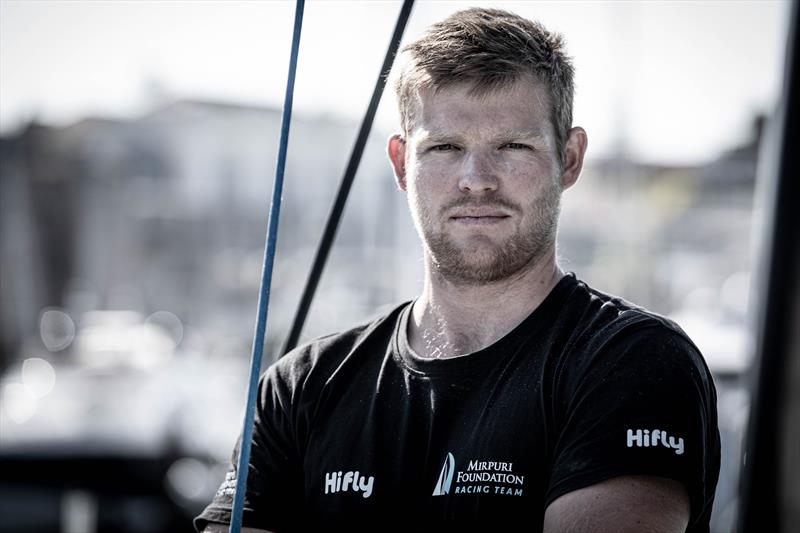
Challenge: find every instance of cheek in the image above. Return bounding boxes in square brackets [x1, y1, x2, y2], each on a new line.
[404, 170, 429, 211]
[407, 174, 447, 226]
[505, 158, 559, 191]
[408, 183, 434, 220]
[408, 163, 452, 198]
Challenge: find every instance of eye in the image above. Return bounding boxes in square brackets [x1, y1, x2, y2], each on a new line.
[432, 144, 458, 152]
[502, 142, 532, 150]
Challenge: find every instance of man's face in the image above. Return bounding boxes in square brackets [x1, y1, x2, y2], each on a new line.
[391, 78, 565, 285]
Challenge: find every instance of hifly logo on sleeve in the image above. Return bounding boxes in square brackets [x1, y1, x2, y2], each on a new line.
[626, 428, 685, 455]
[432, 452, 525, 497]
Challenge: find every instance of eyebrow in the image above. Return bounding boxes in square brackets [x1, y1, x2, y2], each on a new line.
[416, 127, 548, 144]
[415, 128, 461, 143]
[494, 128, 549, 140]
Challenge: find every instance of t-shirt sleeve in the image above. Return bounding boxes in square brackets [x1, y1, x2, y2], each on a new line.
[194, 365, 304, 532]
[545, 323, 720, 531]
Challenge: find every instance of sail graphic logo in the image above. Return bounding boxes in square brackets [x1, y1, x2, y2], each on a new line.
[432, 452, 455, 496]
[430, 452, 525, 497]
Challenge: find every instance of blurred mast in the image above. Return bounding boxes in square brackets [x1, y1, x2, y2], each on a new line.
[280, 0, 415, 357]
[738, 0, 799, 530]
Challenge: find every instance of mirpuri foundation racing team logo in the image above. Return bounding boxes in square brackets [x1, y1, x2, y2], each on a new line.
[432, 452, 525, 497]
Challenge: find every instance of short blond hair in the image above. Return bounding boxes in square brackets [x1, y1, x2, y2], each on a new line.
[395, 8, 575, 162]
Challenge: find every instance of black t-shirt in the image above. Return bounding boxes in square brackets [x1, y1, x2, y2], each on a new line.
[196, 273, 720, 532]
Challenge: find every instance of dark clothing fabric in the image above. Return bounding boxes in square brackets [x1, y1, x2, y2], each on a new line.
[196, 273, 720, 532]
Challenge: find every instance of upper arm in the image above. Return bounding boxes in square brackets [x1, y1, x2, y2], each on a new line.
[543, 475, 690, 533]
[545, 324, 719, 529]
[194, 368, 304, 531]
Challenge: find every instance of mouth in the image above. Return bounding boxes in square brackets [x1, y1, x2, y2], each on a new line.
[445, 202, 516, 227]
[449, 214, 510, 225]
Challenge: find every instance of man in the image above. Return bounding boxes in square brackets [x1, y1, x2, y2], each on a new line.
[197, 8, 720, 533]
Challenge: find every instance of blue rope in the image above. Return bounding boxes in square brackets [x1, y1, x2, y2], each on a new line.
[229, 1, 304, 531]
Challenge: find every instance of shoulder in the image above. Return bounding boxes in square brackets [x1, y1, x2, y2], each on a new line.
[264, 302, 410, 395]
[556, 276, 714, 397]
[563, 276, 701, 356]
[563, 276, 689, 341]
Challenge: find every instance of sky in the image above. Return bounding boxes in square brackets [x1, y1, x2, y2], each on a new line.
[0, 0, 791, 164]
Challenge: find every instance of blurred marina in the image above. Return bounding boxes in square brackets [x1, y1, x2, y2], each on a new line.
[0, 1, 790, 531]
[0, 97, 762, 531]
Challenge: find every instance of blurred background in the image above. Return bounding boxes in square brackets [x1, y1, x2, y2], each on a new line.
[0, 1, 791, 531]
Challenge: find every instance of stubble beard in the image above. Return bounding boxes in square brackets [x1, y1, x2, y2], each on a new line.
[412, 183, 562, 286]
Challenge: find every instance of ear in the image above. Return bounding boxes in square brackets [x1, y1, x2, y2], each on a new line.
[387, 134, 408, 191]
[560, 126, 588, 190]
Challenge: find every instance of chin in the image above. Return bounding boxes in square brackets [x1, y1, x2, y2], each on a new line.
[430, 240, 536, 285]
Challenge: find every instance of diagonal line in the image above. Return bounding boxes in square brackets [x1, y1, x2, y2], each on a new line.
[229, 1, 305, 532]
[280, 0, 416, 357]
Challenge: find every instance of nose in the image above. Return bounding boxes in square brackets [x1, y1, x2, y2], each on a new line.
[458, 151, 498, 194]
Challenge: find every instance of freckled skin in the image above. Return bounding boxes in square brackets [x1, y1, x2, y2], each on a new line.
[400, 79, 563, 285]
[386, 75, 587, 358]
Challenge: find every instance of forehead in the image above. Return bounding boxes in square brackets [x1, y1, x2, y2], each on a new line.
[407, 77, 552, 140]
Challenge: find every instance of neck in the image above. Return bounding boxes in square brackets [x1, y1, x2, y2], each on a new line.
[408, 246, 564, 359]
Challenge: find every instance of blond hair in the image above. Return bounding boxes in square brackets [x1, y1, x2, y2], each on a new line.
[395, 8, 575, 162]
